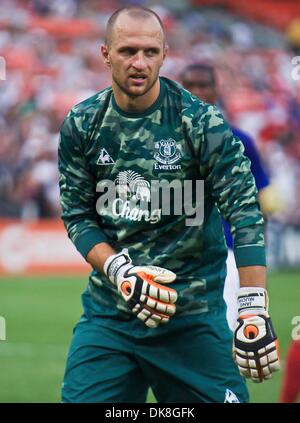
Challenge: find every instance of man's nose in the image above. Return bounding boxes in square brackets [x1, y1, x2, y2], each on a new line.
[132, 52, 147, 70]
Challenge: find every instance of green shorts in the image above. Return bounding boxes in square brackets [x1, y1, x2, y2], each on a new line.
[61, 291, 248, 403]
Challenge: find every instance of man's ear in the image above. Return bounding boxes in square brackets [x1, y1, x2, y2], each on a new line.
[162, 44, 169, 63]
[101, 44, 111, 67]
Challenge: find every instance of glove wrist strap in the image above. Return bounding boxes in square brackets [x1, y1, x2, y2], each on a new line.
[237, 287, 268, 316]
[103, 248, 131, 285]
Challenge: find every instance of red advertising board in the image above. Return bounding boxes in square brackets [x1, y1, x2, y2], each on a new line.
[0, 220, 89, 275]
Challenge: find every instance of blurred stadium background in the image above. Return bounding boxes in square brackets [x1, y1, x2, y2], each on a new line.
[0, 0, 300, 403]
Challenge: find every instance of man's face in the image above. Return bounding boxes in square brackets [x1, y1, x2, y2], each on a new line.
[181, 69, 217, 104]
[102, 14, 167, 98]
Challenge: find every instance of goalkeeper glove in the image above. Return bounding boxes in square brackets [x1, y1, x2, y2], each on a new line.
[103, 249, 178, 328]
[232, 287, 280, 383]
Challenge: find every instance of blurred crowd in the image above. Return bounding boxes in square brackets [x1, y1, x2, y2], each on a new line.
[0, 0, 299, 227]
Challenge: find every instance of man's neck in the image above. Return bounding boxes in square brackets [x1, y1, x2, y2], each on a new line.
[113, 79, 160, 113]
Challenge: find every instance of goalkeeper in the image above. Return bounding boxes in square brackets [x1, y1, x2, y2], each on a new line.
[59, 6, 280, 403]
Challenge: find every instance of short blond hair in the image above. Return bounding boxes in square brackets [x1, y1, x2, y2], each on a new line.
[105, 6, 166, 47]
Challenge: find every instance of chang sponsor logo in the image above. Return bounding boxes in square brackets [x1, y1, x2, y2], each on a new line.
[96, 170, 204, 226]
[97, 170, 161, 224]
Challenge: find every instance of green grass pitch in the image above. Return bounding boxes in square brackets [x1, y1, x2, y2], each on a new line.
[0, 270, 299, 403]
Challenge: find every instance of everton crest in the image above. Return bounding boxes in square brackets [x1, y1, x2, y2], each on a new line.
[154, 139, 182, 170]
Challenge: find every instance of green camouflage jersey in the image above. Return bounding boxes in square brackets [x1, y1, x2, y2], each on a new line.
[58, 77, 265, 317]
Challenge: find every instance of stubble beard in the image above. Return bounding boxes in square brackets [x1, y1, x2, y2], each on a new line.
[112, 71, 159, 99]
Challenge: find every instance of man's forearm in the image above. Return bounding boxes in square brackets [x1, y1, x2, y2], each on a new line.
[86, 242, 116, 273]
[238, 265, 266, 288]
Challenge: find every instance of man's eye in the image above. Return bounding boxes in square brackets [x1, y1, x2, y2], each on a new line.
[145, 49, 157, 56]
[120, 49, 135, 55]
